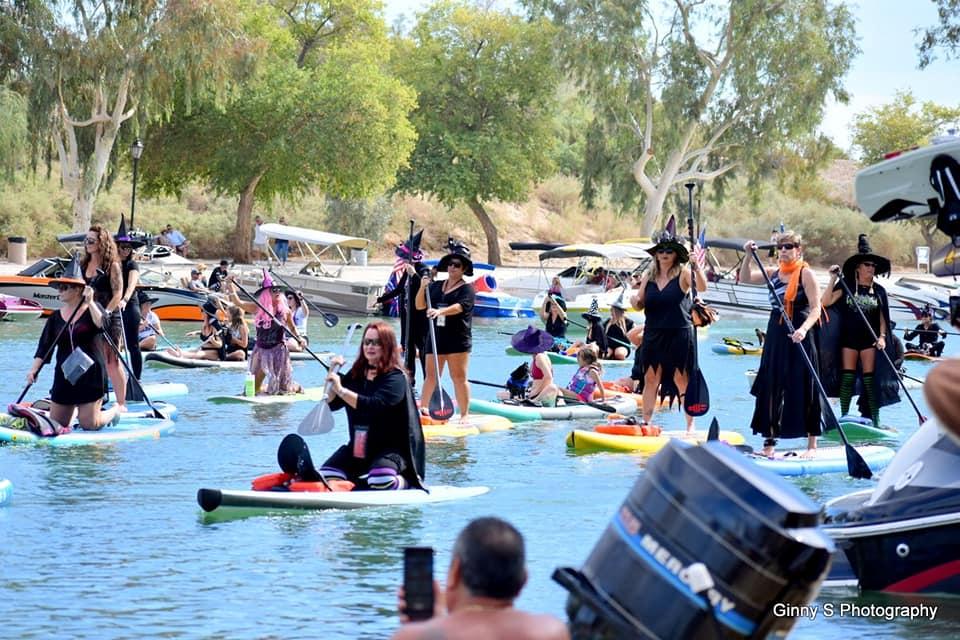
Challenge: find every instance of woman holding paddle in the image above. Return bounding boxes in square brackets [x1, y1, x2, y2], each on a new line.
[24, 259, 119, 431]
[320, 321, 425, 491]
[631, 217, 706, 431]
[416, 242, 476, 421]
[740, 232, 823, 457]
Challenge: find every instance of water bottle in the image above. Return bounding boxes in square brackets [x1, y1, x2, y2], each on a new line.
[244, 373, 256, 397]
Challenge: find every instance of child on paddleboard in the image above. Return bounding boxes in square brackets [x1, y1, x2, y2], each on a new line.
[561, 345, 604, 404]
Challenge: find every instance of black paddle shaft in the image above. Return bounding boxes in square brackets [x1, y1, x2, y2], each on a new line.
[833, 274, 927, 423]
[423, 285, 454, 420]
[747, 248, 872, 479]
[267, 270, 339, 328]
[684, 182, 709, 417]
[231, 280, 330, 370]
[17, 300, 84, 404]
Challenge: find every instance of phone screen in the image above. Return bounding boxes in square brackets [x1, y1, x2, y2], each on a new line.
[403, 546, 434, 621]
[950, 295, 960, 329]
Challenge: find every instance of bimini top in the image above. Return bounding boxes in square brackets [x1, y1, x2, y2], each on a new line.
[259, 223, 370, 250]
[538, 242, 655, 261]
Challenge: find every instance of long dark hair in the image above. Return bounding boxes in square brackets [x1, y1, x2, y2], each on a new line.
[80, 225, 121, 294]
[348, 321, 402, 379]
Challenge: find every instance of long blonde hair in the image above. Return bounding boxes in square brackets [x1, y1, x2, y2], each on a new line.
[646, 255, 682, 281]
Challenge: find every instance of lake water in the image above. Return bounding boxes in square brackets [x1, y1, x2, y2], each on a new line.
[1, 314, 957, 639]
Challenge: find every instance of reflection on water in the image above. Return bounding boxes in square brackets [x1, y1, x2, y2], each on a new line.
[1, 314, 958, 638]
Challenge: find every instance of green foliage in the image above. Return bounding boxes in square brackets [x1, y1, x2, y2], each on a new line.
[392, 1, 560, 206]
[323, 195, 395, 241]
[917, 0, 960, 68]
[851, 91, 960, 164]
[0, 86, 28, 182]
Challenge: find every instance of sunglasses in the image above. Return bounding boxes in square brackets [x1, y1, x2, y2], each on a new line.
[656, 248, 675, 254]
[861, 262, 876, 268]
[83, 238, 98, 245]
[56, 284, 76, 291]
[447, 261, 464, 269]
[777, 243, 798, 250]
[363, 338, 382, 347]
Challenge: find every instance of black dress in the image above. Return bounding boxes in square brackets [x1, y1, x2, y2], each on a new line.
[424, 280, 475, 355]
[85, 264, 122, 344]
[750, 270, 823, 440]
[377, 267, 428, 377]
[120, 256, 142, 378]
[35, 308, 106, 405]
[834, 281, 885, 351]
[640, 276, 695, 400]
[603, 317, 634, 357]
[322, 368, 426, 488]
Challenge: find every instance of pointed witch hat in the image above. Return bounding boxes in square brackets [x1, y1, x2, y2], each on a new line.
[581, 297, 603, 322]
[114, 216, 146, 248]
[842, 234, 892, 282]
[395, 229, 425, 262]
[646, 214, 689, 263]
[253, 269, 282, 297]
[48, 257, 86, 289]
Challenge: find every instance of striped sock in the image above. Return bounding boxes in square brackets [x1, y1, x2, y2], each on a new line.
[863, 373, 879, 428]
[839, 370, 856, 417]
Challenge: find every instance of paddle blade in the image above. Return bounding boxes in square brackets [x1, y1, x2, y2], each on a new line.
[684, 370, 710, 417]
[298, 400, 335, 435]
[322, 311, 339, 328]
[845, 443, 873, 480]
[706, 417, 720, 441]
[429, 387, 455, 421]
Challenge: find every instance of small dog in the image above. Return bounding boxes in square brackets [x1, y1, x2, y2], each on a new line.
[505, 362, 531, 400]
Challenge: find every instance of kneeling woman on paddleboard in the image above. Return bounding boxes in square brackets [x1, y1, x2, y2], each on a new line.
[25, 259, 119, 430]
[321, 322, 425, 490]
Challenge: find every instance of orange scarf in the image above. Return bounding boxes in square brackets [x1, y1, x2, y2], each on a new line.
[777, 258, 808, 321]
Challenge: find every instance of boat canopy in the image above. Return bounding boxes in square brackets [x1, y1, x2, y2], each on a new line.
[538, 242, 655, 261]
[260, 223, 369, 264]
[705, 238, 776, 251]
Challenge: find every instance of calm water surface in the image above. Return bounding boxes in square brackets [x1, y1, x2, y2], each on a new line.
[1, 314, 958, 639]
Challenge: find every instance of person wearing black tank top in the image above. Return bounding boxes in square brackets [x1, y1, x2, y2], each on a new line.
[740, 233, 823, 458]
[631, 221, 707, 431]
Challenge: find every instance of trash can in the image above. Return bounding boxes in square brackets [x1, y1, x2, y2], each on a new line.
[7, 236, 26, 265]
[351, 248, 368, 266]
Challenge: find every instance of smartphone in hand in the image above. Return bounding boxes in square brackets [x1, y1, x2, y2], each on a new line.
[403, 546, 435, 621]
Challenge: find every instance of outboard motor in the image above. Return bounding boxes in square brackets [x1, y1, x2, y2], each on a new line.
[554, 440, 834, 639]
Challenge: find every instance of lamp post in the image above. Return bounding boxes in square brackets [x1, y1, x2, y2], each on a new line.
[129, 138, 144, 230]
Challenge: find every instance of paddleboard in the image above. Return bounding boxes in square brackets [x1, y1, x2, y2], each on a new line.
[420, 414, 512, 438]
[0, 415, 175, 446]
[145, 351, 324, 369]
[822, 415, 898, 443]
[565, 428, 746, 454]
[504, 347, 631, 367]
[197, 484, 490, 514]
[748, 445, 895, 476]
[103, 401, 178, 421]
[745, 369, 923, 391]
[207, 387, 328, 404]
[711, 341, 762, 355]
[468, 395, 638, 422]
[904, 351, 943, 362]
[107, 382, 189, 401]
[0, 479, 11, 506]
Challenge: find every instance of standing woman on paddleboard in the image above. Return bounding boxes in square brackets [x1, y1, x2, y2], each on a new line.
[81, 225, 128, 410]
[321, 322, 425, 490]
[375, 235, 428, 386]
[26, 259, 119, 430]
[225, 272, 303, 395]
[740, 232, 823, 457]
[416, 241, 476, 421]
[631, 217, 706, 431]
[115, 218, 145, 379]
[821, 234, 898, 428]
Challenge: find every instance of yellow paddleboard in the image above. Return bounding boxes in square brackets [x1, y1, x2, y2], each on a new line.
[566, 428, 745, 454]
[421, 414, 512, 438]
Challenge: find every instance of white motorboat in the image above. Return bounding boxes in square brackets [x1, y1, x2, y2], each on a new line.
[245, 223, 383, 314]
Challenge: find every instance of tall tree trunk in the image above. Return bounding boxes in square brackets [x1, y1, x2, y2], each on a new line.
[233, 171, 266, 262]
[467, 196, 502, 266]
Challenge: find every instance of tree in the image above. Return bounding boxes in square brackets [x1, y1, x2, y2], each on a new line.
[392, 1, 559, 265]
[140, 1, 416, 261]
[527, 0, 858, 234]
[851, 91, 960, 246]
[0, 86, 28, 183]
[917, 0, 960, 68]
[11, 0, 253, 231]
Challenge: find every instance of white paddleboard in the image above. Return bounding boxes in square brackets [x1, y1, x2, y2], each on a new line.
[197, 485, 490, 512]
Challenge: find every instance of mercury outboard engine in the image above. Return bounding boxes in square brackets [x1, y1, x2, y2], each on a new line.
[554, 440, 834, 639]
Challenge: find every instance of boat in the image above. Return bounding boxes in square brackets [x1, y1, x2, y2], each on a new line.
[823, 417, 960, 593]
[0, 254, 208, 321]
[0, 294, 43, 321]
[243, 223, 383, 314]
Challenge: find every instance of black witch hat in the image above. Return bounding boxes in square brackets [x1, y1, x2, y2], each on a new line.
[646, 215, 689, 263]
[395, 229, 424, 262]
[115, 217, 146, 248]
[842, 234, 892, 282]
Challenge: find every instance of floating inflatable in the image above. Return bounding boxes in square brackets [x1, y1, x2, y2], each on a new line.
[711, 338, 762, 355]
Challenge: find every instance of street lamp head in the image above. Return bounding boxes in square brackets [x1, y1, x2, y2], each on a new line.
[130, 138, 144, 160]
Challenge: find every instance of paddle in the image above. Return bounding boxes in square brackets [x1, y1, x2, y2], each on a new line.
[403, 220, 415, 379]
[748, 247, 872, 479]
[118, 310, 146, 403]
[683, 183, 709, 417]
[17, 300, 83, 404]
[833, 273, 929, 425]
[230, 279, 333, 371]
[467, 378, 618, 413]
[267, 269, 339, 328]
[298, 322, 361, 436]
[705, 416, 755, 454]
[424, 285, 455, 421]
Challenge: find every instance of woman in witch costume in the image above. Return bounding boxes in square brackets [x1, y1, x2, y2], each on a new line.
[319, 321, 426, 490]
[416, 240, 476, 421]
[375, 231, 428, 386]
[508, 326, 560, 406]
[631, 216, 707, 431]
[115, 218, 146, 379]
[821, 234, 898, 428]
[24, 259, 119, 430]
[225, 271, 303, 394]
[602, 297, 634, 360]
[740, 231, 823, 457]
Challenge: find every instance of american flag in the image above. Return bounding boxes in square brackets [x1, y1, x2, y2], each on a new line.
[381, 256, 407, 317]
[693, 226, 707, 270]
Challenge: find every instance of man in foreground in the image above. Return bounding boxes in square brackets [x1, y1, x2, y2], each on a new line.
[392, 517, 569, 640]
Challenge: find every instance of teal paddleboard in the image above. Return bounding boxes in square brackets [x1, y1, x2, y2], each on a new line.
[468, 395, 637, 422]
[748, 444, 895, 476]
